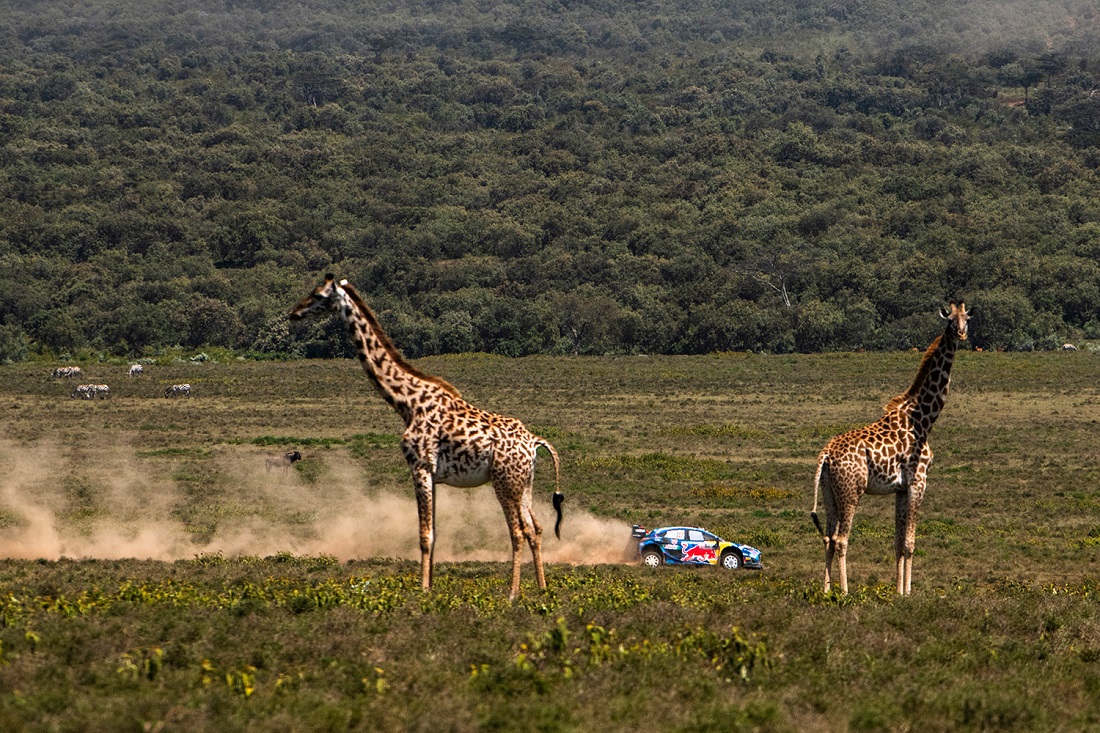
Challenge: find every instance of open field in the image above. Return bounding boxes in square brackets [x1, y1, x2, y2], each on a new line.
[0, 350, 1099, 731]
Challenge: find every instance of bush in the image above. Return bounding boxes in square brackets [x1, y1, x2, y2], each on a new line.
[0, 324, 29, 363]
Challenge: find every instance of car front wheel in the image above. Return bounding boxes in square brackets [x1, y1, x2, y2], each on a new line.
[642, 549, 664, 568]
[720, 551, 741, 570]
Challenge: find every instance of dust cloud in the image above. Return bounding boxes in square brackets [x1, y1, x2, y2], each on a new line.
[0, 439, 637, 566]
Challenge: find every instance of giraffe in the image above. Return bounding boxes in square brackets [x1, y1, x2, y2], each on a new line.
[289, 275, 565, 600]
[810, 303, 970, 596]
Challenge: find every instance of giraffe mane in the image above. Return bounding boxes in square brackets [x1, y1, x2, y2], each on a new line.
[339, 281, 462, 399]
[883, 334, 943, 412]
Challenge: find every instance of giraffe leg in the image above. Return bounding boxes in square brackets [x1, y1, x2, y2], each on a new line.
[411, 467, 435, 591]
[507, 517, 524, 602]
[824, 528, 853, 595]
[822, 508, 837, 592]
[895, 482, 925, 596]
[522, 491, 546, 591]
[894, 490, 907, 595]
[492, 461, 548, 601]
[430, 484, 438, 587]
[819, 470, 835, 592]
[836, 536, 850, 595]
[491, 480, 525, 601]
[834, 510, 855, 596]
[820, 470, 855, 594]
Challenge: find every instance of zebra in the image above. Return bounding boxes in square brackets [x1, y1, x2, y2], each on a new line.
[53, 366, 82, 378]
[128, 364, 144, 377]
[92, 384, 110, 399]
[164, 383, 191, 398]
[70, 384, 96, 399]
[265, 451, 303, 473]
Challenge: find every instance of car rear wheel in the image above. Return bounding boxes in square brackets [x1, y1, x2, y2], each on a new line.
[720, 551, 741, 570]
[642, 549, 664, 568]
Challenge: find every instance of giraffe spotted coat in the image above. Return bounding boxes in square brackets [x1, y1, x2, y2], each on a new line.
[291, 275, 564, 600]
[811, 303, 970, 595]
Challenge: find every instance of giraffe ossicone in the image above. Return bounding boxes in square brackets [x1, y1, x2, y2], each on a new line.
[290, 275, 565, 600]
[811, 302, 970, 596]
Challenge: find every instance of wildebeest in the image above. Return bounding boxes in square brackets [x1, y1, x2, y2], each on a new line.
[266, 451, 303, 473]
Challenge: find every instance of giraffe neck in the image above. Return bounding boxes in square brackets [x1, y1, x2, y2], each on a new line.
[335, 285, 460, 424]
[889, 326, 958, 436]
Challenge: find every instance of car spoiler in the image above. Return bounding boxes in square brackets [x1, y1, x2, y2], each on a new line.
[631, 524, 647, 538]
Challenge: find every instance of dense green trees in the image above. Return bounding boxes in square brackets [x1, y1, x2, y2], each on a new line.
[0, 0, 1098, 359]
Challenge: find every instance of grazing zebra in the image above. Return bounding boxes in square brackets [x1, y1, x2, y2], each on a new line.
[71, 384, 96, 399]
[73, 384, 110, 399]
[265, 450, 303, 473]
[128, 364, 144, 377]
[1063, 343, 1079, 351]
[53, 366, 82, 378]
[164, 383, 191, 398]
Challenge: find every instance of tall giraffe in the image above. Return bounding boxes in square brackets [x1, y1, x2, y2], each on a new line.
[290, 275, 565, 600]
[811, 303, 970, 595]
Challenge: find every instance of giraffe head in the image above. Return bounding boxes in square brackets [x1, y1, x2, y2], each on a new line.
[939, 302, 970, 341]
[289, 274, 344, 320]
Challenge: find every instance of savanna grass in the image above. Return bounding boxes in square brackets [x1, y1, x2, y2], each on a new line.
[0, 351, 1098, 731]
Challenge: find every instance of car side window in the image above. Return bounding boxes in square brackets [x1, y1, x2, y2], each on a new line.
[666, 529, 685, 541]
[688, 530, 705, 542]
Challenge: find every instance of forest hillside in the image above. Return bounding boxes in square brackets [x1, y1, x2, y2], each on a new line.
[1, 0, 1099, 359]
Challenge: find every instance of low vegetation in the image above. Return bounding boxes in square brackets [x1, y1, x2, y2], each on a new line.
[0, 350, 1098, 730]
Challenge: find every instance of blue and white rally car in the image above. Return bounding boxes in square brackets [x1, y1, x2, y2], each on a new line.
[633, 525, 763, 570]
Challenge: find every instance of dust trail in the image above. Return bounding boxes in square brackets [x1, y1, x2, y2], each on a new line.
[202, 456, 638, 565]
[0, 439, 194, 561]
[0, 439, 637, 565]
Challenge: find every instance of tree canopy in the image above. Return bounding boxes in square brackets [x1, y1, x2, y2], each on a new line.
[1, 0, 1098, 360]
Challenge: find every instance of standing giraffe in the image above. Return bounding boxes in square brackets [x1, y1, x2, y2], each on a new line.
[811, 303, 970, 595]
[290, 275, 565, 600]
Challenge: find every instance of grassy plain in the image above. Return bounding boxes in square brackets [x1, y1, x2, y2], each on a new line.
[0, 349, 1099, 732]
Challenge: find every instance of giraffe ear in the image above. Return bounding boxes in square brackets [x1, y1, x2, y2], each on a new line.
[939, 306, 951, 319]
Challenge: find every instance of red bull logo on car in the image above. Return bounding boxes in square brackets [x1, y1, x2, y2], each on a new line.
[680, 543, 716, 564]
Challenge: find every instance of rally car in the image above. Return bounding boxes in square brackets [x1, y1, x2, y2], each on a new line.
[632, 525, 763, 570]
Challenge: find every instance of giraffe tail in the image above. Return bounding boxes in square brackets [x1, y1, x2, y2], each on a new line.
[811, 451, 827, 536]
[537, 438, 565, 539]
